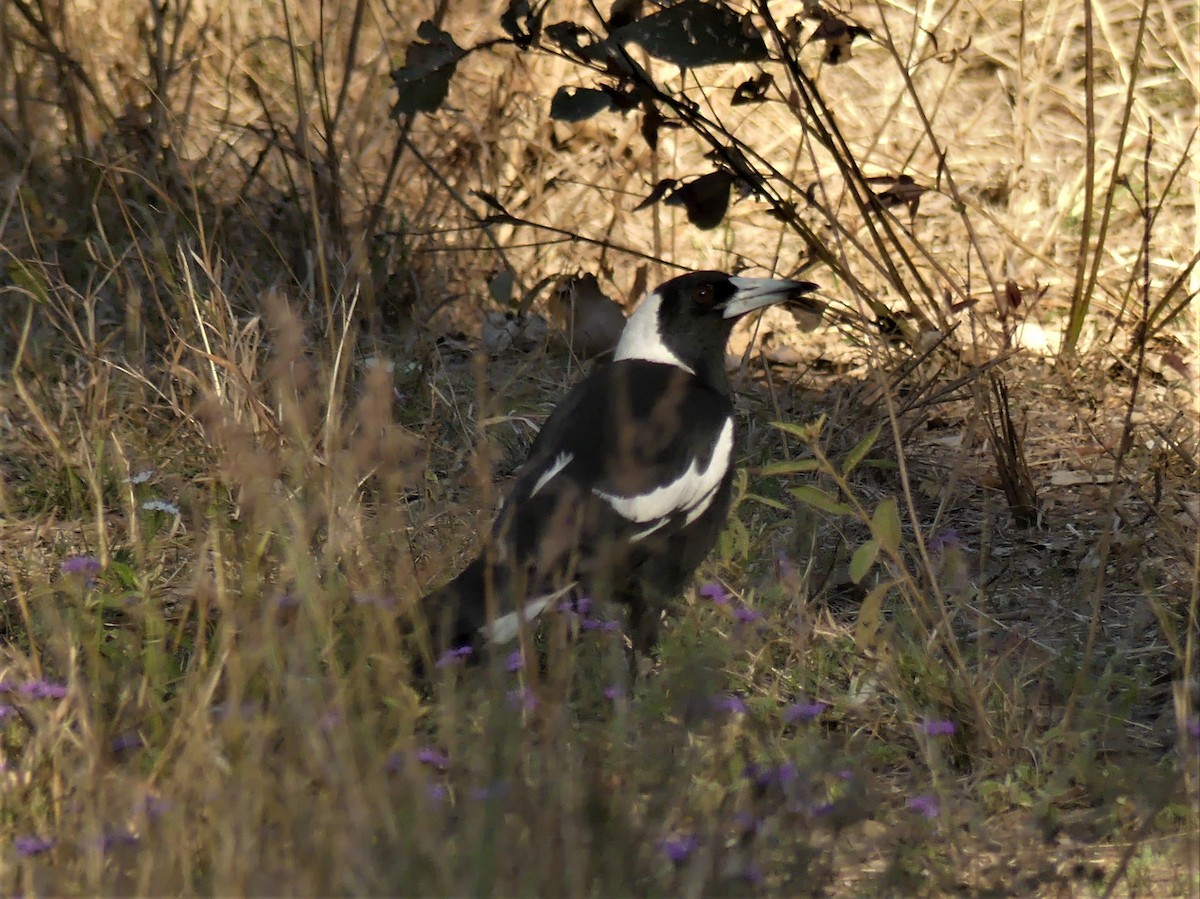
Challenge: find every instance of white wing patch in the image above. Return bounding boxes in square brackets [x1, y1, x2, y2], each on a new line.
[529, 451, 574, 497]
[594, 417, 734, 538]
[613, 289, 695, 374]
[482, 583, 575, 644]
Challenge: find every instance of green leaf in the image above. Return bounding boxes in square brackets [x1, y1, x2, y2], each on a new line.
[108, 560, 138, 590]
[841, 424, 881, 476]
[789, 484, 851, 516]
[870, 497, 901, 553]
[771, 415, 825, 443]
[854, 582, 890, 652]
[550, 86, 614, 121]
[10, 260, 51, 305]
[849, 538, 878, 584]
[743, 492, 787, 511]
[759, 458, 820, 476]
[613, 0, 769, 68]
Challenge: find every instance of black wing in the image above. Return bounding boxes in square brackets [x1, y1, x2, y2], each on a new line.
[494, 360, 734, 590]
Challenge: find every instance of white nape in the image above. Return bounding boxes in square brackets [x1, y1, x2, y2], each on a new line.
[613, 290, 695, 374]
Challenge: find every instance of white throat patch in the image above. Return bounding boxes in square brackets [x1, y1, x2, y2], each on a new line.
[613, 290, 695, 374]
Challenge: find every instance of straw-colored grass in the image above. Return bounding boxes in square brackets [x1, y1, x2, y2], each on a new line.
[1, 0, 1196, 893]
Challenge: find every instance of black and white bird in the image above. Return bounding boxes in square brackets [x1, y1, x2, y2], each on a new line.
[420, 270, 822, 665]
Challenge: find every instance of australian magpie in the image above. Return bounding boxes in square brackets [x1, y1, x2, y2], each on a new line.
[420, 270, 822, 665]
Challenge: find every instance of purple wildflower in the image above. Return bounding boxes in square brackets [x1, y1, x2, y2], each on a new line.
[733, 811, 761, 834]
[929, 529, 960, 553]
[273, 593, 299, 609]
[14, 835, 55, 857]
[746, 762, 798, 790]
[558, 596, 592, 616]
[711, 694, 747, 715]
[906, 794, 940, 819]
[0, 704, 14, 721]
[737, 863, 765, 884]
[603, 685, 622, 701]
[0, 680, 11, 692]
[111, 732, 144, 754]
[921, 718, 956, 737]
[19, 680, 68, 700]
[699, 582, 730, 605]
[1187, 716, 1200, 740]
[581, 617, 620, 632]
[351, 593, 398, 609]
[61, 555, 102, 576]
[426, 783, 449, 802]
[101, 829, 140, 851]
[505, 650, 523, 672]
[808, 801, 836, 817]
[837, 768, 855, 781]
[137, 796, 171, 820]
[733, 606, 763, 623]
[435, 645, 474, 669]
[470, 781, 510, 801]
[507, 687, 539, 711]
[659, 834, 700, 863]
[775, 550, 801, 581]
[385, 752, 405, 774]
[416, 747, 450, 770]
[785, 700, 828, 723]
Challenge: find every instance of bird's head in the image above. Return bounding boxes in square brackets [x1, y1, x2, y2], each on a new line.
[614, 271, 822, 388]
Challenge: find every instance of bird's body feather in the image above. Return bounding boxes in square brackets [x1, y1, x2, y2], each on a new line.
[418, 271, 822, 665]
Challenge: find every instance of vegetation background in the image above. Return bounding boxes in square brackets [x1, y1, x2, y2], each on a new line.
[0, 0, 1196, 894]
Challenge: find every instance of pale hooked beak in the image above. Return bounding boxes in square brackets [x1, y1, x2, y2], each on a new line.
[722, 276, 821, 319]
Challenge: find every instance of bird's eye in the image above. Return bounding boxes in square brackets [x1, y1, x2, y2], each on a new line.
[693, 284, 715, 306]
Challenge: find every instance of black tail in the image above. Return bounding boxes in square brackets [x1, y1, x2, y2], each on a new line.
[415, 557, 491, 665]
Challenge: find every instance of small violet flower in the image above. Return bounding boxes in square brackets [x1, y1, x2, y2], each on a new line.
[100, 829, 140, 851]
[659, 834, 700, 863]
[907, 794, 940, 819]
[602, 685, 623, 701]
[110, 732, 144, 754]
[733, 606, 763, 623]
[922, 718, 956, 737]
[711, 694, 747, 715]
[929, 529, 960, 553]
[15, 835, 55, 857]
[19, 680, 68, 700]
[436, 645, 474, 669]
[699, 582, 730, 605]
[507, 687, 539, 711]
[416, 747, 450, 770]
[557, 596, 592, 616]
[0, 704, 14, 721]
[1186, 716, 1200, 740]
[785, 700, 828, 723]
[61, 554, 102, 576]
[505, 650, 524, 672]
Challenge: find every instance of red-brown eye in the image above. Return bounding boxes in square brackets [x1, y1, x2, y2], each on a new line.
[693, 284, 715, 305]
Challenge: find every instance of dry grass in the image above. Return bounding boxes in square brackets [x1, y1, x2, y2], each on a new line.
[0, 0, 1197, 894]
